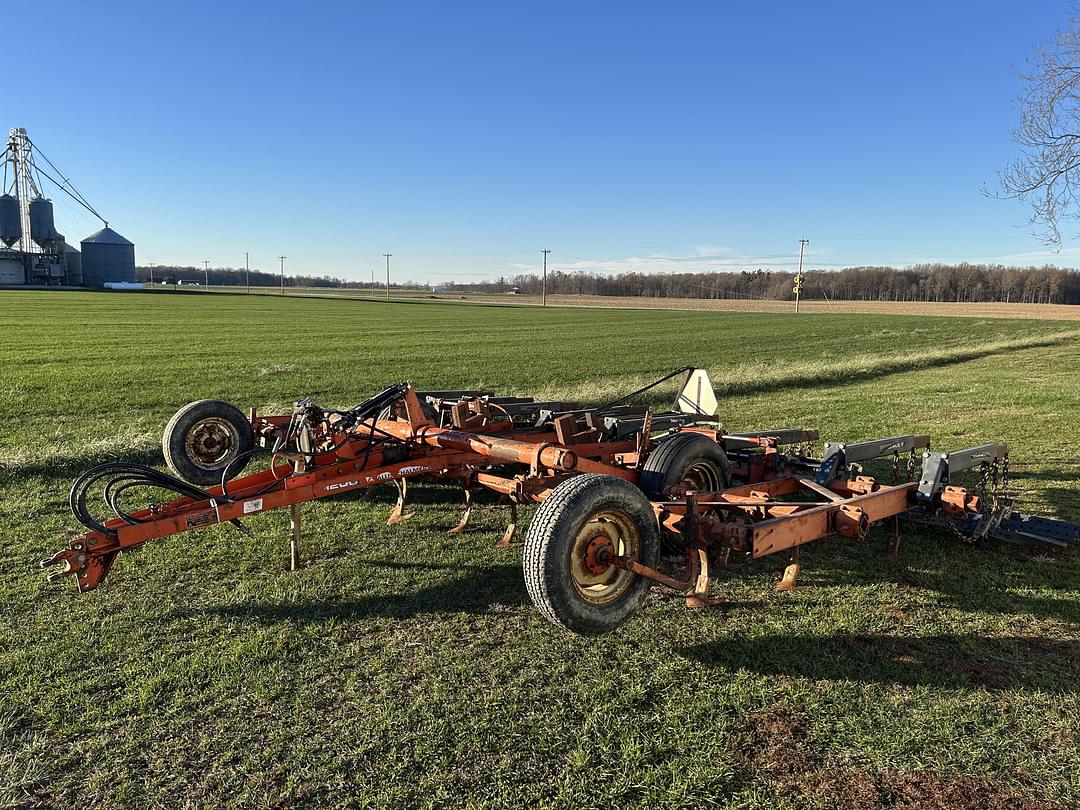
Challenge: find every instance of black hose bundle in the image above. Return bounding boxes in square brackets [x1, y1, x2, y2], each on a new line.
[70, 462, 223, 535]
[70, 383, 413, 536]
[329, 382, 411, 431]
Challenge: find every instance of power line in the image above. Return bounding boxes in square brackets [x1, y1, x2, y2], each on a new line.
[23, 137, 107, 226]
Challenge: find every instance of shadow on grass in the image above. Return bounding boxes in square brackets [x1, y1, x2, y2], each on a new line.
[617, 330, 1079, 407]
[799, 529, 1080, 624]
[195, 560, 528, 623]
[681, 632, 1080, 691]
[737, 331, 1075, 397]
[1046, 486, 1080, 523]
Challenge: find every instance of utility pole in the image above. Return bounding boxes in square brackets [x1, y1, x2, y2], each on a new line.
[794, 239, 809, 313]
[203, 260, 209, 289]
[371, 268, 374, 288]
[383, 252, 392, 300]
[279, 256, 287, 294]
[541, 249, 551, 306]
[148, 262, 155, 286]
[245, 252, 250, 293]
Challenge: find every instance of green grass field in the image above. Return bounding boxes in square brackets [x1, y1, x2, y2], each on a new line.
[2, 289, 1079, 809]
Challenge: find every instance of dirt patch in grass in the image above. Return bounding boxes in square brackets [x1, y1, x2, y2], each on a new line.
[733, 707, 1058, 809]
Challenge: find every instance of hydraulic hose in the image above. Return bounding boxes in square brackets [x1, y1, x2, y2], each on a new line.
[70, 462, 224, 536]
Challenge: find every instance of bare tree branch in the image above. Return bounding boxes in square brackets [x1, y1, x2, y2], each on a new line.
[992, 17, 1080, 249]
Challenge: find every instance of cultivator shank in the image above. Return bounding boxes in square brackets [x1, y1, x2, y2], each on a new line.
[43, 368, 1080, 634]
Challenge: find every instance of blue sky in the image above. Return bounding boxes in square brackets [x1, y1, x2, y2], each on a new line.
[8, 1, 1077, 281]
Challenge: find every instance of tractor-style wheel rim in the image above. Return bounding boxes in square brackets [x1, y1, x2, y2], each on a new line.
[569, 508, 640, 604]
[682, 460, 722, 492]
[184, 417, 240, 470]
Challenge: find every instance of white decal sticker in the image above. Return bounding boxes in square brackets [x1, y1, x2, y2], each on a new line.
[363, 465, 434, 484]
[325, 480, 359, 492]
[243, 498, 264, 514]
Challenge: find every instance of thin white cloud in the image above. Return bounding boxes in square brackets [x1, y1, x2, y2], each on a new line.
[517, 247, 820, 276]
[979, 247, 1080, 265]
[496, 244, 1080, 279]
[690, 243, 737, 257]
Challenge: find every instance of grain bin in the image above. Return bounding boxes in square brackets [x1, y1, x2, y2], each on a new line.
[64, 242, 82, 285]
[0, 194, 20, 247]
[29, 197, 57, 246]
[80, 227, 135, 286]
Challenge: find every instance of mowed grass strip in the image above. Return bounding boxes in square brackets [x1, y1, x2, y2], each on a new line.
[1, 289, 1078, 809]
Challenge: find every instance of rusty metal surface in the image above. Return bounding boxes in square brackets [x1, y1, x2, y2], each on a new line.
[750, 484, 916, 558]
[43, 376, 1078, 612]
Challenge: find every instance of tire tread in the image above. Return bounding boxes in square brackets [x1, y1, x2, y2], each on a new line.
[523, 473, 658, 635]
[162, 399, 253, 486]
[640, 432, 729, 498]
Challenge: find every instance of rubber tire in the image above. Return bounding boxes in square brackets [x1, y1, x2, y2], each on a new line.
[523, 473, 660, 635]
[162, 399, 255, 486]
[640, 432, 730, 499]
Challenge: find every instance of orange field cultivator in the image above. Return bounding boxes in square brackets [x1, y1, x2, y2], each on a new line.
[43, 368, 1079, 635]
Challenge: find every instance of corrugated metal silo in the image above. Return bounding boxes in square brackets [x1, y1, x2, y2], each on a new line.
[29, 197, 58, 246]
[80, 227, 135, 286]
[64, 242, 82, 285]
[0, 194, 20, 247]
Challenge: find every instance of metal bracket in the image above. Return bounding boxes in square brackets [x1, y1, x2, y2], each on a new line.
[916, 443, 1007, 503]
[816, 435, 931, 486]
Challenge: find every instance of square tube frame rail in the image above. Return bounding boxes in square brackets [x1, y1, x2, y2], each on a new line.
[42, 384, 1078, 602]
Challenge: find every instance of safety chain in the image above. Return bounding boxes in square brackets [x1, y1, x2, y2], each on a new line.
[941, 461, 993, 545]
[890, 448, 919, 484]
[946, 457, 1012, 544]
[946, 513, 980, 544]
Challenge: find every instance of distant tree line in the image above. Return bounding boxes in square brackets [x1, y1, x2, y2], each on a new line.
[136, 263, 1080, 304]
[135, 265, 391, 290]
[450, 263, 1080, 304]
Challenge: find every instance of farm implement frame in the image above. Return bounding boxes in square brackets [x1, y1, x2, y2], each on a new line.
[43, 368, 1079, 634]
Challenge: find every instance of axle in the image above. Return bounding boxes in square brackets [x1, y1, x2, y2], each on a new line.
[39, 374, 1079, 636]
